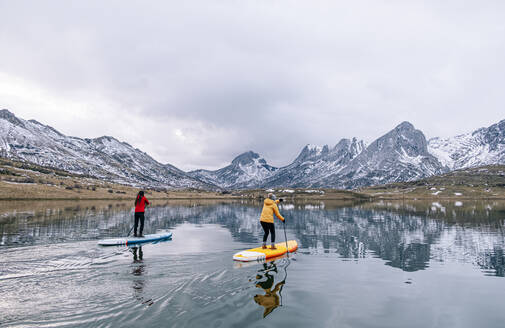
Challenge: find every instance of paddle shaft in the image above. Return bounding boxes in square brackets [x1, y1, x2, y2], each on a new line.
[283, 218, 289, 258]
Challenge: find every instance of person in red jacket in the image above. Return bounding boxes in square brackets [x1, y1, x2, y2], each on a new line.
[134, 190, 150, 237]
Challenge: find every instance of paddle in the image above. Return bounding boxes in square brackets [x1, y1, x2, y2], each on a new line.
[126, 225, 134, 237]
[279, 253, 290, 307]
[283, 217, 289, 258]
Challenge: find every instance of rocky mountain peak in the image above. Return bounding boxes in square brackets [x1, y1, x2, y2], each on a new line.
[93, 135, 119, 143]
[0, 109, 25, 127]
[294, 144, 329, 162]
[231, 151, 261, 166]
[190, 150, 277, 189]
[482, 119, 505, 150]
[334, 137, 366, 157]
[334, 138, 351, 150]
[370, 121, 428, 157]
[27, 119, 65, 137]
[395, 121, 415, 131]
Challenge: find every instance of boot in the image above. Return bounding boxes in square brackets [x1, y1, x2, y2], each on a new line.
[270, 244, 277, 250]
[262, 244, 267, 249]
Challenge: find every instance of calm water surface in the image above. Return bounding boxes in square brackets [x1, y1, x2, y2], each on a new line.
[1, 199, 504, 328]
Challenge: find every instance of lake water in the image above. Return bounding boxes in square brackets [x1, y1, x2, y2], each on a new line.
[1, 199, 505, 328]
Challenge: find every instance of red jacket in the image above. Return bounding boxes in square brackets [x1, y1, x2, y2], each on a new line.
[134, 196, 149, 213]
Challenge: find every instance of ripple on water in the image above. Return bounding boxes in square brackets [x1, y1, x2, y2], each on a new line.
[2, 201, 505, 327]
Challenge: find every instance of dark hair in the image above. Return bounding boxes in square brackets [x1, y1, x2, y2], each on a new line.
[135, 190, 144, 205]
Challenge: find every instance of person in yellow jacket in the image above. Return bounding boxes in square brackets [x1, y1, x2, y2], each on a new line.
[260, 193, 285, 249]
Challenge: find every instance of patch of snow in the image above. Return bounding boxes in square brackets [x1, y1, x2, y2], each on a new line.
[431, 191, 441, 195]
[282, 189, 295, 193]
[307, 144, 323, 153]
[430, 187, 437, 190]
[454, 192, 462, 196]
[398, 148, 424, 166]
[280, 204, 294, 210]
[454, 201, 463, 207]
[305, 189, 324, 194]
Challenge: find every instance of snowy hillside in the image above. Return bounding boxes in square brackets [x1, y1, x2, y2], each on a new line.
[2, 108, 504, 190]
[428, 119, 505, 170]
[0, 109, 213, 189]
[262, 138, 366, 188]
[189, 151, 277, 188]
[322, 122, 447, 189]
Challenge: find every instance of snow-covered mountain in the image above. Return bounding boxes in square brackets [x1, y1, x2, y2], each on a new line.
[0, 109, 213, 189]
[2, 108, 504, 190]
[262, 138, 366, 188]
[206, 121, 449, 189]
[189, 151, 277, 188]
[428, 119, 505, 170]
[259, 121, 446, 189]
[318, 122, 447, 189]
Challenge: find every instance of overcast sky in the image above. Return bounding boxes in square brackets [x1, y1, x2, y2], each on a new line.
[1, 1, 505, 170]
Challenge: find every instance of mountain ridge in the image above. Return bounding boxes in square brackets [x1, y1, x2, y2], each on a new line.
[1, 109, 504, 190]
[0, 109, 214, 190]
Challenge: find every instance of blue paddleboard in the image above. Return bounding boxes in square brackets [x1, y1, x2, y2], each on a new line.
[98, 231, 172, 246]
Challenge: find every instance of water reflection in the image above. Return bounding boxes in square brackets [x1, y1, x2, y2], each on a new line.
[384, 242, 430, 272]
[477, 247, 505, 277]
[253, 260, 288, 318]
[1, 199, 504, 277]
[130, 245, 153, 306]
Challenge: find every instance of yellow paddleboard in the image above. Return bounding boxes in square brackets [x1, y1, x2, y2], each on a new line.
[233, 240, 298, 262]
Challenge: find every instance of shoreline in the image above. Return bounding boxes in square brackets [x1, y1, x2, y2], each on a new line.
[2, 183, 505, 201]
[2, 157, 505, 201]
[2, 194, 505, 201]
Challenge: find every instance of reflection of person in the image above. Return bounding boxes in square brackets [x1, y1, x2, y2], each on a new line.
[134, 191, 150, 237]
[131, 246, 144, 292]
[254, 262, 285, 318]
[260, 193, 285, 249]
[130, 246, 153, 306]
[132, 246, 143, 262]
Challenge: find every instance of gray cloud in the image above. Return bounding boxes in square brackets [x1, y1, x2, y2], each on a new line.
[1, 1, 505, 170]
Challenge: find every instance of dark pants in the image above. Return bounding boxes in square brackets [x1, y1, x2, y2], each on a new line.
[261, 221, 275, 244]
[134, 212, 145, 236]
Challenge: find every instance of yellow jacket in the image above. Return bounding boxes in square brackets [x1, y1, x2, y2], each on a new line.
[254, 281, 285, 318]
[260, 199, 285, 223]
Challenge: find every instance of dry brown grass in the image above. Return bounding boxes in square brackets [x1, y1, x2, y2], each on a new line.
[0, 158, 370, 200]
[4, 157, 505, 202]
[0, 158, 232, 200]
[360, 165, 505, 200]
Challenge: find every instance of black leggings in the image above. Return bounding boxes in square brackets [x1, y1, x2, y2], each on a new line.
[134, 212, 145, 235]
[261, 221, 275, 243]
